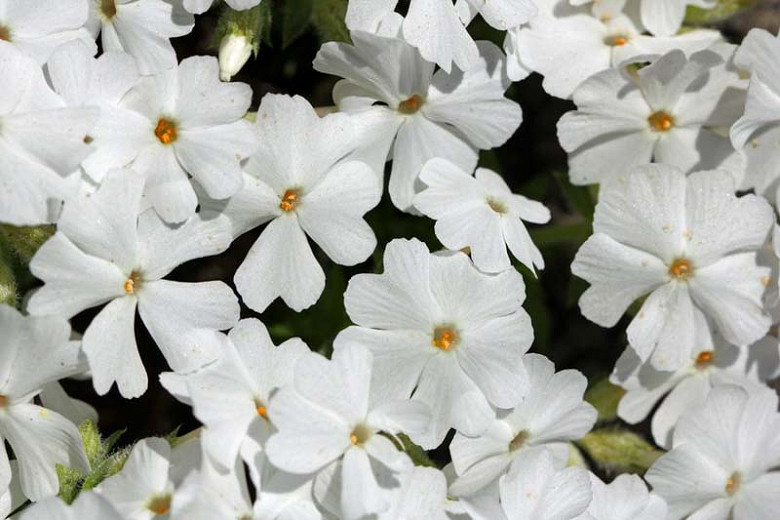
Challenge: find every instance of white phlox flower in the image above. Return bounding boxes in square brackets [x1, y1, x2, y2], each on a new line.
[0, 461, 23, 519]
[160, 318, 310, 472]
[218, 32, 253, 82]
[335, 238, 534, 448]
[731, 28, 780, 207]
[507, 0, 721, 98]
[571, 0, 717, 37]
[208, 94, 380, 313]
[0, 0, 95, 64]
[498, 449, 592, 520]
[448, 354, 596, 497]
[39, 381, 99, 426]
[265, 343, 430, 520]
[45, 40, 142, 184]
[183, 0, 262, 15]
[646, 384, 780, 519]
[0, 41, 99, 226]
[28, 169, 240, 399]
[582, 473, 668, 520]
[86, 0, 195, 75]
[558, 46, 747, 185]
[378, 465, 458, 520]
[116, 55, 256, 223]
[97, 437, 199, 520]
[612, 332, 780, 448]
[413, 158, 551, 274]
[250, 451, 323, 520]
[19, 492, 125, 520]
[0, 306, 90, 502]
[313, 30, 522, 211]
[571, 165, 774, 371]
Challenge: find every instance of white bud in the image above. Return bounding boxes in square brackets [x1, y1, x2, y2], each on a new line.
[219, 33, 253, 82]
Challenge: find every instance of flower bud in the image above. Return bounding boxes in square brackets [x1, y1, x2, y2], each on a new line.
[218, 33, 252, 82]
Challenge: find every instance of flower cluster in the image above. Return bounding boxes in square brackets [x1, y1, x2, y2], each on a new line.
[1, 0, 779, 519]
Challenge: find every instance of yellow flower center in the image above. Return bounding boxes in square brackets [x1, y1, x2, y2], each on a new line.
[147, 494, 171, 516]
[254, 398, 269, 420]
[432, 325, 458, 351]
[668, 258, 693, 280]
[0, 26, 11, 42]
[648, 111, 675, 132]
[695, 350, 714, 369]
[487, 197, 508, 214]
[0, 395, 8, 409]
[349, 424, 372, 447]
[154, 118, 178, 145]
[279, 189, 301, 212]
[100, 0, 117, 19]
[508, 430, 530, 452]
[725, 472, 741, 496]
[398, 94, 424, 115]
[604, 34, 629, 46]
[124, 271, 142, 294]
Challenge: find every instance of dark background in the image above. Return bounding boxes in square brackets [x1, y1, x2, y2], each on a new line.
[61, 0, 780, 453]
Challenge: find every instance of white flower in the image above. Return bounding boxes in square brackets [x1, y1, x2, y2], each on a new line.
[218, 32, 253, 81]
[0, 42, 99, 226]
[0, 306, 89, 501]
[250, 451, 323, 520]
[646, 384, 780, 519]
[612, 333, 780, 448]
[558, 47, 746, 185]
[378, 466, 455, 520]
[0, 0, 95, 64]
[86, 0, 194, 75]
[508, 1, 721, 97]
[183, 0, 262, 15]
[335, 238, 534, 448]
[160, 318, 310, 472]
[0, 461, 22, 519]
[28, 169, 239, 399]
[454, 0, 537, 30]
[45, 40, 142, 184]
[413, 158, 550, 274]
[731, 28, 780, 206]
[571, 165, 773, 371]
[20, 492, 124, 520]
[639, 0, 716, 36]
[313, 31, 522, 211]
[40, 381, 98, 426]
[448, 354, 596, 496]
[265, 343, 429, 520]
[583, 473, 668, 520]
[498, 449, 592, 520]
[118, 55, 256, 223]
[98, 437, 198, 520]
[209, 94, 380, 313]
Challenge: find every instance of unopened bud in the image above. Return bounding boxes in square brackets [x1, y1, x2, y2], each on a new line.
[219, 33, 253, 82]
[578, 429, 663, 475]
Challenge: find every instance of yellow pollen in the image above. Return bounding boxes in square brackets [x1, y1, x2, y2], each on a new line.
[668, 258, 693, 280]
[725, 472, 741, 496]
[254, 398, 269, 420]
[0, 26, 11, 42]
[487, 197, 507, 214]
[695, 350, 714, 369]
[154, 118, 178, 145]
[279, 189, 301, 212]
[648, 111, 675, 132]
[100, 0, 117, 19]
[349, 424, 371, 446]
[509, 430, 530, 452]
[0, 395, 8, 409]
[398, 94, 424, 115]
[147, 494, 171, 516]
[124, 271, 141, 294]
[604, 34, 629, 46]
[432, 326, 458, 351]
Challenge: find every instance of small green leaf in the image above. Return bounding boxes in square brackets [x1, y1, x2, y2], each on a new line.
[585, 378, 626, 423]
[397, 434, 437, 468]
[311, 0, 350, 43]
[577, 429, 664, 475]
[0, 224, 54, 263]
[282, 0, 314, 48]
[78, 420, 102, 466]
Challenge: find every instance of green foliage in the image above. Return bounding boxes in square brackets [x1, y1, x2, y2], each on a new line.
[0, 224, 54, 263]
[577, 428, 663, 476]
[311, 0, 350, 44]
[685, 0, 759, 24]
[58, 421, 130, 502]
[215, 2, 273, 54]
[585, 378, 626, 423]
[397, 434, 437, 468]
[0, 242, 16, 307]
[282, 0, 314, 48]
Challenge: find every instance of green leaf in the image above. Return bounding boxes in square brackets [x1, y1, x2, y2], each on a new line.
[529, 222, 591, 247]
[684, 0, 759, 25]
[397, 434, 437, 468]
[0, 224, 54, 263]
[282, 0, 314, 48]
[78, 420, 102, 466]
[577, 429, 664, 475]
[311, 0, 350, 43]
[553, 171, 595, 222]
